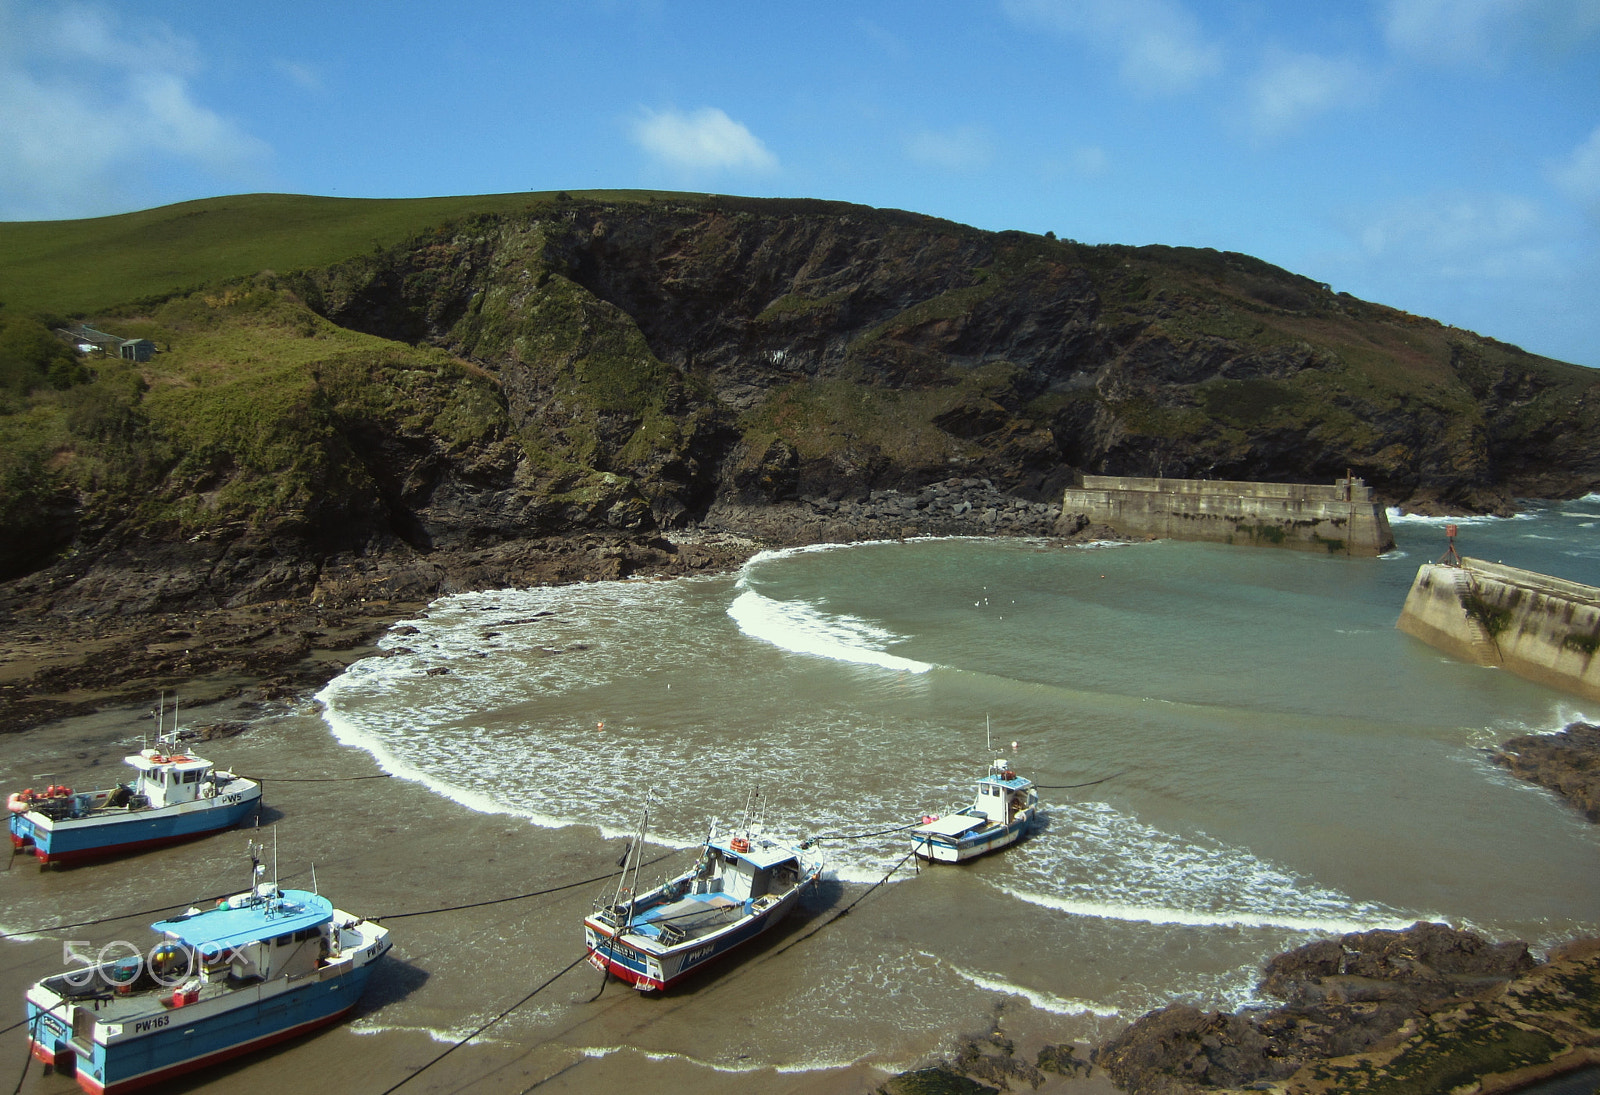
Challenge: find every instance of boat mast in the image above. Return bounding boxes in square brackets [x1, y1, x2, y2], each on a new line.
[626, 796, 650, 924]
[248, 838, 264, 898]
[611, 795, 650, 923]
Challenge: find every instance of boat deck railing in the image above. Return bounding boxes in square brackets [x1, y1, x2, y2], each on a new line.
[619, 892, 746, 947]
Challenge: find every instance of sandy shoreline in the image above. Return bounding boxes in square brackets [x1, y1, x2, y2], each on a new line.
[2, 692, 1116, 1095]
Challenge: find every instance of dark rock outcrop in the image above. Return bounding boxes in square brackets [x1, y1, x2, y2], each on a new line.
[1092, 922, 1577, 1095]
[4, 195, 1600, 729]
[1494, 722, 1600, 821]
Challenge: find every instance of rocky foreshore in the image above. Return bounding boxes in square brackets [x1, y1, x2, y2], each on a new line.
[0, 479, 1111, 735]
[882, 723, 1600, 1095]
[1493, 723, 1600, 822]
[1088, 922, 1600, 1095]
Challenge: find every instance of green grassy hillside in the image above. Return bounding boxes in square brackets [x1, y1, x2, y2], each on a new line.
[0, 190, 1595, 588]
[0, 190, 682, 316]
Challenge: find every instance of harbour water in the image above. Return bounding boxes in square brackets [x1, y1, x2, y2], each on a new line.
[309, 498, 1600, 1072]
[4, 498, 1598, 1092]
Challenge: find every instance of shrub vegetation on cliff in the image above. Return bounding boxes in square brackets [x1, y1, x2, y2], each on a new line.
[0, 190, 1596, 583]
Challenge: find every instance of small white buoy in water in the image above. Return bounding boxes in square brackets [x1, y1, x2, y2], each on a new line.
[1011, 741, 1018, 752]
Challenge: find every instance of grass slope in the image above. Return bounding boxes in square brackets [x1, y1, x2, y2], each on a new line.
[0, 190, 684, 316]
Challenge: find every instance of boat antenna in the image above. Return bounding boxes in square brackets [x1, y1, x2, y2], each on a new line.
[248, 837, 264, 897]
[626, 792, 652, 925]
[611, 794, 650, 922]
[310, 862, 318, 895]
[986, 714, 992, 754]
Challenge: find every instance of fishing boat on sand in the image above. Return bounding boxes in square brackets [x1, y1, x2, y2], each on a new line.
[24, 841, 391, 1095]
[8, 700, 262, 867]
[910, 756, 1038, 863]
[584, 798, 823, 992]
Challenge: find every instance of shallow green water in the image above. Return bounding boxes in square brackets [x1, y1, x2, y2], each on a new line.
[314, 501, 1600, 1068]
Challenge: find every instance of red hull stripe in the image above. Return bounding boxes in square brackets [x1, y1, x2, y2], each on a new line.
[34, 826, 242, 866]
[73, 1004, 356, 1095]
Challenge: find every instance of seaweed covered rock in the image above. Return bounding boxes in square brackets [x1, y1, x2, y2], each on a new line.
[1092, 923, 1575, 1095]
[1494, 722, 1600, 821]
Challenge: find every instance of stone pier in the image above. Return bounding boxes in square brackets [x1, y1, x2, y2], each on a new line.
[1059, 474, 1395, 555]
[1397, 557, 1600, 701]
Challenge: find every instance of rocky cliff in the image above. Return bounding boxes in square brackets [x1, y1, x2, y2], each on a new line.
[300, 197, 1600, 523]
[2, 193, 1599, 719]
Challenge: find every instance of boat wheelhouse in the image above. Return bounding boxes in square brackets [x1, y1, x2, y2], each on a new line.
[9, 742, 261, 866]
[911, 757, 1038, 863]
[584, 808, 823, 993]
[24, 845, 390, 1095]
[9, 699, 262, 866]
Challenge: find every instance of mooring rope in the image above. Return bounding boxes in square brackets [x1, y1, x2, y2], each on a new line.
[372, 952, 591, 1095]
[803, 820, 920, 845]
[239, 773, 394, 783]
[1032, 771, 1125, 790]
[372, 851, 678, 921]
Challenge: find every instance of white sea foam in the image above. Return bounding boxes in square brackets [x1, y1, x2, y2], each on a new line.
[726, 589, 932, 673]
[0, 923, 50, 943]
[929, 954, 1123, 1017]
[996, 887, 1410, 934]
[350, 1020, 504, 1045]
[998, 801, 1417, 937]
[317, 680, 569, 829]
[1386, 508, 1534, 525]
[576, 1044, 861, 1074]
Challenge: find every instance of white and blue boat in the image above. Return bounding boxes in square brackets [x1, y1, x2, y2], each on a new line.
[8, 705, 261, 867]
[910, 757, 1038, 863]
[24, 843, 391, 1095]
[584, 800, 823, 992]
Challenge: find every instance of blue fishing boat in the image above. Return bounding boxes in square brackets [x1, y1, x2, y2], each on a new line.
[8, 701, 261, 866]
[910, 756, 1038, 863]
[24, 842, 391, 1095]
[584, 799, 823, 992]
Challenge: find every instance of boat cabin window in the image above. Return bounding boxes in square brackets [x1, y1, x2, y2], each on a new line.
[182, 770, 200, 784]
[272, 927, 321, 947]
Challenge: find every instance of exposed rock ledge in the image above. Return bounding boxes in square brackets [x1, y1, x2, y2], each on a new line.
[0, 481, 1113, 735]
[1092, 922, 1600, 1095]
[1493, 723, 1600, 822]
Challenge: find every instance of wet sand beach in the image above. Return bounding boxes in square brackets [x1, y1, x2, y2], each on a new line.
[2, 698, 1114, 1095]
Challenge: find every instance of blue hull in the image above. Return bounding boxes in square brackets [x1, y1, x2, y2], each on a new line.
[913, 815, 1032, 862]
[590, 896, 788, 990]
[29, 963, 378, 1095]
[12, 794, 261, 866]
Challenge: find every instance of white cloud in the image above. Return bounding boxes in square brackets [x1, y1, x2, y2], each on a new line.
[1072, 145, 1109, 176]
[631, 107, 778, 173]
[1246, 50, 1369, 140]
[274, 59, 324, 93]
[1351, 192, 1559, 279]
[1002, 0, 1223, 94]
[0, 0, 268, 220]
[1553, 124, 1600, 217]
[905, 126, 994, 172]
[1380, 0, 1600, 66]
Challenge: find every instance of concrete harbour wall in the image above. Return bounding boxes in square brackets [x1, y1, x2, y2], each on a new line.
[1059, 475, 1395, 555]
[1397, 557, 1600, 702]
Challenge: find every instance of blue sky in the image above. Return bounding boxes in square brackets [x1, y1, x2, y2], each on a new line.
[3, 1, 1598, 367]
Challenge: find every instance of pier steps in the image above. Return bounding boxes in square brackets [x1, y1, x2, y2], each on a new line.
[1397, 558, 1600, 700]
